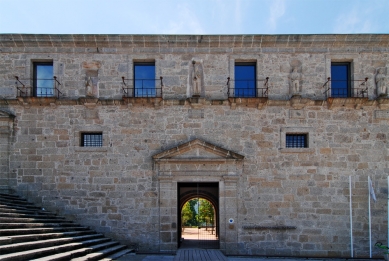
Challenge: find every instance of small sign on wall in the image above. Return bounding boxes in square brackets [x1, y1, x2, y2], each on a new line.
[375, 110, 389, 119]
[290, 109, 305, 119]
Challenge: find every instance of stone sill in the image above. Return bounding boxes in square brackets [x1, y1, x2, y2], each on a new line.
[280, 148, 315, 153]
[1, 96, 387, 110]
[75, 147, 108, 153]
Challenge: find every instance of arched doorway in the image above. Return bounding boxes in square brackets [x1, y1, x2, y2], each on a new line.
[178, 182, 219, 249]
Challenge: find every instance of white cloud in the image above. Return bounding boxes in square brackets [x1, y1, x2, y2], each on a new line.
[234, 0, 242, 32]
[333, 8, 372, 33]
[267, 0, 286, 33]
[161, 3, 205, 34]
[332, 3, 388, 34]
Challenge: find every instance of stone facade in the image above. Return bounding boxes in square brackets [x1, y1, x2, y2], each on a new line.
[0, 34, 389, 257]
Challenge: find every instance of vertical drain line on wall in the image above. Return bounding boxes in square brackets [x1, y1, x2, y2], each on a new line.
[349, 175, 353, 258]
[197, 182, 199, 243]
[158, 176, 161, 253]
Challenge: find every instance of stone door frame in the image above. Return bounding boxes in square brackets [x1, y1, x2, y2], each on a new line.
[177, 181, 220, 249]
[153, 139, 244, 255]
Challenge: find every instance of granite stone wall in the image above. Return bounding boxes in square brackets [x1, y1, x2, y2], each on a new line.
[0, 34, 388, 257]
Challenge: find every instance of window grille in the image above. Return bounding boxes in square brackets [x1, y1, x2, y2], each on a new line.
[81, 133, 103, 147]
[286, 134, 307, 148]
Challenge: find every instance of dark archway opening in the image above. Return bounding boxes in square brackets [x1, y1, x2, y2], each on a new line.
[178, 182, 219, 249]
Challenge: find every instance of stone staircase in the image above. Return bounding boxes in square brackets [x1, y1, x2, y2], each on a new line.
[0, 193, 135, 261]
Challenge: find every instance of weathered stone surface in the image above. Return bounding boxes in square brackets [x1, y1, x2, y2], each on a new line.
[0, 33, 388, 258]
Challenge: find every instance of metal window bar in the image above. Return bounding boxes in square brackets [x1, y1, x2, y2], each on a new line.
[322, 77, 368, 98]
[227, 77, 269, 98]
[15, 76, 63, 98]
[122, 77, 163, 98]
[82, 133, 102, 147]
[286, 134, 307, 148]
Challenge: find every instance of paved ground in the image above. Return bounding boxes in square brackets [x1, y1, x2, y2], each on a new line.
[115, 250, 383, 261]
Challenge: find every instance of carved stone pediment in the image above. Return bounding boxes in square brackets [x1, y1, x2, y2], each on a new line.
[153, 139, 244, 164]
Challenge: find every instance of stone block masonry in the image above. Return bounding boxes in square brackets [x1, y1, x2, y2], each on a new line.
[0, 34, 388, 257]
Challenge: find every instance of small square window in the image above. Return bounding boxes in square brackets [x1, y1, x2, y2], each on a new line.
[33, 62, 54, 97]
[134, 62, 156, 97]
[234, 63, 256, 97]
[286, 134, 308, 148]
[81, 133, 102, 147]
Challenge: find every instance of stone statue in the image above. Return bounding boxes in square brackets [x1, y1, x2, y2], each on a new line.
[85, 75, 98, 98]
[192, 61, 203, 97]
[85, 76, 94, 97]
[290, 67, 301, 94]
[376, 67, 386, 96]
[82, 61, 101, 98]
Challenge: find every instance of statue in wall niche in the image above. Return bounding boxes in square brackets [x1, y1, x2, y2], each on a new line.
[187, 59, 204, 97]
[290, 67, 301, 95]
[192, 61, 203, 97]
[82, 61, 101, 98]
[84, 70, 99, 98]
[376, 67, 387, 96]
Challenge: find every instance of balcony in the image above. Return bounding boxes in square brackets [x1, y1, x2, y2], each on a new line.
[226, 77, 269, 109]
[121, 76, 164, 106]
[322, 77, 369, 109]
[227, 77, 269, 98]
[15, 76, 63, 98]
[322, 77, 368, 98]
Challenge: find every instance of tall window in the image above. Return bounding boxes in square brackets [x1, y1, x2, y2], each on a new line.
[81, 133, 103, 147]
[33, 62, 53, 97]
[331, 63, 350, 98]
[134, 62, 155, 97]
[235, 63, 256, 97]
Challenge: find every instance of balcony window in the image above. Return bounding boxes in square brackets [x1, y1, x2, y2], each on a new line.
[33, 62, 54, 97]
[331, 63, 350, 98]
[234, 63, 256, 97]
[134, 62, 155, 97]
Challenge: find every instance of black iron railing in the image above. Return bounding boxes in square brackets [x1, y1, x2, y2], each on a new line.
[323, 77, 368, 98]
[227, 77, 269, 98]
[122, 77, 163, 98]
[15, 76, 63, 98]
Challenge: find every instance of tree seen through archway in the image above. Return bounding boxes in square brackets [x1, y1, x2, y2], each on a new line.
[181, 198, 215, 230]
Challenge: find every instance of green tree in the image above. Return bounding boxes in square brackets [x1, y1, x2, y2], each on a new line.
[198, 198, 214, 228]
[181, 199, 198, 227]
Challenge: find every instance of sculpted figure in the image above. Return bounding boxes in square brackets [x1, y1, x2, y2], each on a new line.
[290, 67, 301, 94]
[85, 76, 94, 97]
[376, 68, 386, 96]
[192, 61, 202, 96]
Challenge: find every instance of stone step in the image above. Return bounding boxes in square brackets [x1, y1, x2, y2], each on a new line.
[30, 241, 120, 261]
[0, 193, 131, 260]
[0, 193, 23, 200]
[0, 203, 46, 211]
[0, 230, 96, 244]
[70, 244, 127, 261]
[0, 216, 72, 223]
[0, 226, 89, 236]
[98, 248, 135, 261]
[0, 212, 64, 219]
[0, 238, 112, 261]
[0, 222, 77, 229]
[0, 206, 56, 215]
[0, 233, 105, 254]
[0, 198, 35, 205]
[0, 212, 65, 220]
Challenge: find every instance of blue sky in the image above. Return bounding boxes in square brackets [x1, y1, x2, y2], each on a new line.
[0, 0, 388, 34]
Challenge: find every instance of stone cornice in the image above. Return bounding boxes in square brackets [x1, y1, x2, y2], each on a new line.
[1, 34, 388, 49]
[2, 96, 387, 110]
